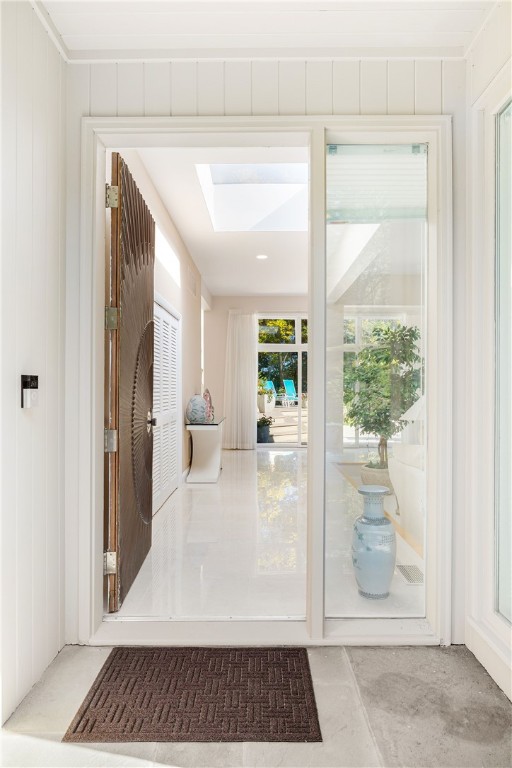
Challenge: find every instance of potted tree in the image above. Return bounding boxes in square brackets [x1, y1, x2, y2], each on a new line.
[344, 322, 422, 489]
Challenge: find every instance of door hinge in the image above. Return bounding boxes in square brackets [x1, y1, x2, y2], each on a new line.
[104, 428, 118, 453]
[105, 306, 119, 330]
[105, 184, 119, 208]
[103, 550, 117, 575]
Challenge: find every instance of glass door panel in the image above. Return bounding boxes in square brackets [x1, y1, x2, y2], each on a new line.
[257, 315, 308, 447]
[496, 100, 512, 623]
[258, 351, 300, 444]
[301, 351, 308, 445]
[325, 144, 427, 617]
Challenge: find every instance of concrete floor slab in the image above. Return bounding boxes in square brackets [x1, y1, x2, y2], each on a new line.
[346, 645, 512, 768]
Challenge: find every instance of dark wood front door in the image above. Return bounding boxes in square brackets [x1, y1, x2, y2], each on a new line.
[105, 153, 155, 612]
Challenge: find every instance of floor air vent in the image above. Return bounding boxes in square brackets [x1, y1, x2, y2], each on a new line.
[396, 564, 424, 584]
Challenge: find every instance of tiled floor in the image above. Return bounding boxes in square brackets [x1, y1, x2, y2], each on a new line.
[113, 448, 423, 620]
[2, 645, 510, 767]
[265, 405, 308, 444]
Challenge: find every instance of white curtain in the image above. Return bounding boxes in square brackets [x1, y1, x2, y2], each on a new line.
[223, 312, 257, 449]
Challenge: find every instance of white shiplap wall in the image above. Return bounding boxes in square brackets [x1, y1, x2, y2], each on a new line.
[1, 2, 66, 721]
[69, 59, 459, 118]
[65, 56, 467, 646]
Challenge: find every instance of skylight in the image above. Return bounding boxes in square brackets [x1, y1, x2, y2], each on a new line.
[209, 163, 308, 185]
[196, 162, 308, 232]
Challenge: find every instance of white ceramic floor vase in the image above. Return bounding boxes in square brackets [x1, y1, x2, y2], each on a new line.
[352, 484, 396, 599]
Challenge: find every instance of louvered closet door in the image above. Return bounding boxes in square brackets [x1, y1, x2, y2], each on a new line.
[153, 303, 179, 513]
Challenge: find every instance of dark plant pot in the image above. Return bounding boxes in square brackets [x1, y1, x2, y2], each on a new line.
[257, 425, 273, 443]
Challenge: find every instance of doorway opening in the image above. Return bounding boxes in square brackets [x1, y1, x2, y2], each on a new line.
[257, 314, 308, 446]
[103, 136, 311, 621]
[78, 116, 451, 648]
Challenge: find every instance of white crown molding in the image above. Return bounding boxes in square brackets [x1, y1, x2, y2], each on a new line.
[31, 1, 71, 62]
[65, 48, 467, 63]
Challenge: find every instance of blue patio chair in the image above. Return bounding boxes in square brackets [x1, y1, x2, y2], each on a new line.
[283, 379, 299, 406]
[264, 380, 276, 394]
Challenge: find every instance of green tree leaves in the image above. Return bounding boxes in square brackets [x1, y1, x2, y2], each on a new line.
[344, 322, 422, 467]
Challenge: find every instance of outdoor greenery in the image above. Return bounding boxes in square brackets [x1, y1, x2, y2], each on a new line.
[257, 378, 275, 402]
[257, 319, 308, 397]
[343, 322, 422, 468]
[258, 318, 296, 344]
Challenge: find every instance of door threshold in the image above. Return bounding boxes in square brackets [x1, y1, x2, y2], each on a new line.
[86, 617, 440, 647]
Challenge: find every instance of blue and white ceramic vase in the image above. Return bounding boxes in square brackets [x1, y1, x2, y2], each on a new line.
[186, 394, 207, 423]
[352, 484, 396, 599]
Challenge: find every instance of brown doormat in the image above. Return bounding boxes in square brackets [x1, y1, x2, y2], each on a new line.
[63, 647, 322, 743]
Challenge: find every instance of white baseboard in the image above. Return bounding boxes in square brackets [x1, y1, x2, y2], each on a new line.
[466, 617, 512, 700]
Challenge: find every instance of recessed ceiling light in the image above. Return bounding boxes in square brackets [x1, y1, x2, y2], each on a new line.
[256, 254, 268, 260]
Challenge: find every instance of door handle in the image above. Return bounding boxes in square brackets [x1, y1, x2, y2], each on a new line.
[146, 411, 157, 433]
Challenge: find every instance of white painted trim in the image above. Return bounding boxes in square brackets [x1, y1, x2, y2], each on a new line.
[74, 121, 108, 643]
[75, 115, 452, 648]
[466, 65, 512, 697]
[30, 1, 70, 62]
[68, 51, 468, 63]
[307, 125, 327, 640]
[466, 618, 512, 700]
[324, 617, 439, 644]
[154, 292, 182, 323]
[89, 617, 438, 647]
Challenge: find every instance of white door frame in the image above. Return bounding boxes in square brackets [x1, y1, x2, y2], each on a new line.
[466, 68, 512, 697]
[72, 115, 452, 647]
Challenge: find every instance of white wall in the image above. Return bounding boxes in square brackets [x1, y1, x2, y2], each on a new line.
[63, 57, 467, 645]
[67, 58, 461, 119]
[0, 2, 66, 721]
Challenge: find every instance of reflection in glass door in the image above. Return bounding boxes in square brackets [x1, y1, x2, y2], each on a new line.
[325, 144, 427, 617]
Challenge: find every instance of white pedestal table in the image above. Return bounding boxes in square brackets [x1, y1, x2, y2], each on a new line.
[185, 418, 225, 483]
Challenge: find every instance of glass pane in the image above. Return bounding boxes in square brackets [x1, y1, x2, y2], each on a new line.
[325, 143, 427, 618]
[301, 319, 308, 344]
[258, 351, 299, 444]
[361, 317, 399, 345]
[343, 319, 356, 344]
[258, 318, 295, 343]
[496, 100, 512, 623]
[301, 351, 308, 445]
[343, 351, 358, 446]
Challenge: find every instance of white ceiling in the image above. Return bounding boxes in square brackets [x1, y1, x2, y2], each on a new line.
[39, 1, 495, 61]
[136, 146, 310, 296]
